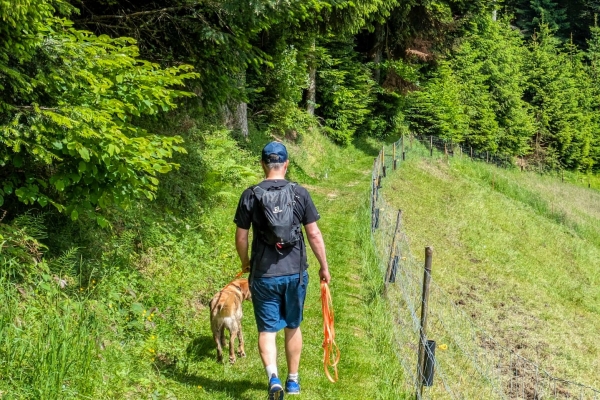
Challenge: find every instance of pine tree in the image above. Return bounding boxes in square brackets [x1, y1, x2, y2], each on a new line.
[451, 17, 534, 154]
[406, 62, 469, 142]
[526, 24, 594, 170]
[514, 0, 570, 37]
[586, 23, 600, 171]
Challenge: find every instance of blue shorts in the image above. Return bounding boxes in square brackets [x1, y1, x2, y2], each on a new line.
[250, 271, 309, 333]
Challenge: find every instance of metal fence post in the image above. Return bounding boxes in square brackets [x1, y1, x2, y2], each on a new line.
[384, 210, 402, 297]
[417, 246, 433, 399]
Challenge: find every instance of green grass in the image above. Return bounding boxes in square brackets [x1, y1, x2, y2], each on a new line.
[0, 129, 407, 399]
[381, 143, 600, 390]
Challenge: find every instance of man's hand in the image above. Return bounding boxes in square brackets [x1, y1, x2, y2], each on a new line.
[319, 267, 331, 284]
[241, 261, 251, 273]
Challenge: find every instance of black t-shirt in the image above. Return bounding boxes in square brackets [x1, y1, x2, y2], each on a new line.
[234, 179, 320, 278]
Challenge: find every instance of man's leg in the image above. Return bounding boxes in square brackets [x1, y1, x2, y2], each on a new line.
[284, 327, 302, 374]
[259, 331, 284, 398]
[258, 331, 278, 369]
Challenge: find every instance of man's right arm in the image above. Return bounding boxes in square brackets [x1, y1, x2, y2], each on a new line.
[234, 189, 253, 273]
[305, 222, 330, 284]
[235, 227, 251, 272]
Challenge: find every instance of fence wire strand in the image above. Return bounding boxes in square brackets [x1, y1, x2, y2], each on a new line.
[369, 136, 600, 400]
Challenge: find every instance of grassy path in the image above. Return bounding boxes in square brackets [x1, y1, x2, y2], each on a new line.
[160, 136, 406, 399]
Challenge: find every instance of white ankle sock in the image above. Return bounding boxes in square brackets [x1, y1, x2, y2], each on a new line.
[288, 372, 299, 382]
[265, 364, 278, 379]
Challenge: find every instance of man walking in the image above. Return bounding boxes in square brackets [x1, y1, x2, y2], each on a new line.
[234, 141, 331, 399]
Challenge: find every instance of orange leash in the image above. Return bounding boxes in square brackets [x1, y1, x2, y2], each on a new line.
[321, 281, 340, 383]
[233, 270, 245, 280]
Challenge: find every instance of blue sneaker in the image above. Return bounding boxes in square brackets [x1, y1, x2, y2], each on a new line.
[285, 379, 300, 395]
[269, 374, 284, 400]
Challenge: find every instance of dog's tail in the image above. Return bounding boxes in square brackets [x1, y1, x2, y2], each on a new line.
[209, 297, 224, 314]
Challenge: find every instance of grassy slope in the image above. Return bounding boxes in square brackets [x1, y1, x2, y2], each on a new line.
[0, 130, 405, 399]
[382, 144, 600, 388]
[157, 133, 405, 399]
[105, 130, 406, 399]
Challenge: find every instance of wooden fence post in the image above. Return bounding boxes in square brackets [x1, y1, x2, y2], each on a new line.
[444, 142, 448, 164]
[371, 178, 377, 232]
[393, 142, 396, 170]
[384, 210, 402, 297]
[417, 246, 433, 399]
[401, 135, 405, 161]
[430, 136, 433, 157]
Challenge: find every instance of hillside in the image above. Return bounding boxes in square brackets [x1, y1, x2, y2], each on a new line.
[0, 130, 407, 399]
[381, 142, 600, 395]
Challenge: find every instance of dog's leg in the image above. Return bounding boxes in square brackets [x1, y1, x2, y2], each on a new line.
[220, 329, 226, 351]
[228, 326, 237, 364]
[213, 324, 224, 363]
[237, 324, 246, 358]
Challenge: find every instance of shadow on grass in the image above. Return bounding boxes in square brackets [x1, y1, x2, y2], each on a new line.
[186, 335, 216, 361]
[157, 335, 265, 399]
[167, 369, 265, 399]
[352, 135, 380, 157]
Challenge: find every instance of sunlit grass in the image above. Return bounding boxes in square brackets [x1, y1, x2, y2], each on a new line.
[382, 144, 600, 389]
[0, 129, 407, 399]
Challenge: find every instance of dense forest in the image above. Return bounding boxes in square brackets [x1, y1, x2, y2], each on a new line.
[1, 0, 600, 396]
[3, 0, 600, 222]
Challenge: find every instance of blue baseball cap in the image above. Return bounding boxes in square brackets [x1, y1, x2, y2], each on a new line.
[261, 141, 288, 164]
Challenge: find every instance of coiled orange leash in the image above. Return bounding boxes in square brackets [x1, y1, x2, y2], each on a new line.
[321, 281, 340, 383]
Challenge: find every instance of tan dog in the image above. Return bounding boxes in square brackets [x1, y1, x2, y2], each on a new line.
[209, 278, 251, 363]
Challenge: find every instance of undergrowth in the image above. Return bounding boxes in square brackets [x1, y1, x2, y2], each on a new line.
[0, 124, 406, 398]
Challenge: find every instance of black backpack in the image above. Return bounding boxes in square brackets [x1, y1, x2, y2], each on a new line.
[252, 182, 302, 248]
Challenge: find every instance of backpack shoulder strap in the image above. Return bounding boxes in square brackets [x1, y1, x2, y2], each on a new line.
[288, 182, 299, 199]
[252, 185, 266, 201]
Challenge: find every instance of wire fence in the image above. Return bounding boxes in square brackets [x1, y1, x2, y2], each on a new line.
[370, 136, 600, 400]
[414, 135, 597, 189]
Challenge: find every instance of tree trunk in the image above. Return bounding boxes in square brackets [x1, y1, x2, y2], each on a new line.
[373, 22, 384, 83]
[307, 38, 316, 116]
[236, 101, 248, 137]
[222, 70, 248, 136]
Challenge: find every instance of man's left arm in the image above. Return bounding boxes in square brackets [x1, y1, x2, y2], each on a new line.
[305, 222, 330, 284]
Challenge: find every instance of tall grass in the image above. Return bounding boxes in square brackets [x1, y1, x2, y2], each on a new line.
[452, 158, 600, 249]
[0, 278, 99, 399]
[1, 126, 408, 398]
